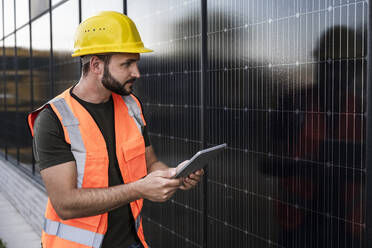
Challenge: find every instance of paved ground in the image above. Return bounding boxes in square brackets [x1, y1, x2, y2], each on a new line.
[0, 191, 41, 248]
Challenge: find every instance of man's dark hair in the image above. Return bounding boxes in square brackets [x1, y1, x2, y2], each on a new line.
[82, 54, 112, 77]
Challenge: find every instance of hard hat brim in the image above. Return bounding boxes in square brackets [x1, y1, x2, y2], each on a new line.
[71, 47, 153, 57]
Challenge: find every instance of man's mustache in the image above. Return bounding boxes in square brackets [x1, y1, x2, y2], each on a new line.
[125, 78, 136, 84]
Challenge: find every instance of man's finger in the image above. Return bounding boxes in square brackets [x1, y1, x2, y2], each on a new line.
[191, 169, 204, 176]
[180, 181, 193, 190]
[195, 169, 204, 176]
[188, 169, 204, 179]
[156, 168, 177, 178]
[185, 177, 198, 186]
[163, 178, 183, 187]
[188, 173, 201, 181]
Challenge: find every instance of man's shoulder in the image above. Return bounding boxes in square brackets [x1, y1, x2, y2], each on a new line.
[35, 106, 58, 125]
[34, 106, 63, 136]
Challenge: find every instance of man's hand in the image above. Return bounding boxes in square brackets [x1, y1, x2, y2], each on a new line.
[176, 160, 204, 190]
[137, 168, 183, 202]
[179, 169, 204, 190]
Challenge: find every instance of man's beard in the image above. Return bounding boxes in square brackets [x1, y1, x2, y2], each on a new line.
[101, 64, 136, 96]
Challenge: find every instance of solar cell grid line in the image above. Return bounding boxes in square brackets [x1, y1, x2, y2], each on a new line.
[338, 3, 342, 242]
[346, 3, 351, 247]
[318, 2, 327, 247]
[307, 3, 313, 246]
[330, 8, 337, 246]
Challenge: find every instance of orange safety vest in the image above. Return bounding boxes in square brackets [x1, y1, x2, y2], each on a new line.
[28, 88, 149, 248]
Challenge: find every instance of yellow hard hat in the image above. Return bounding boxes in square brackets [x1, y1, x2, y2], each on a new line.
[72, 11, 153, 57]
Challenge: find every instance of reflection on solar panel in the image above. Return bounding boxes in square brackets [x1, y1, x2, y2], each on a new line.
[128, 0, 367, 247]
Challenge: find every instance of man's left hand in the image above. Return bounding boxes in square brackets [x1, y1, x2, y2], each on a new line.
[179, 169, 204, 190]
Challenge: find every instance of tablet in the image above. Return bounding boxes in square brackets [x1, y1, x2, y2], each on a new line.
[175, 143, 227, 178]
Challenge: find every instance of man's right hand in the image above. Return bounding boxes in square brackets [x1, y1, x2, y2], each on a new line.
[137, 168, 183, 202]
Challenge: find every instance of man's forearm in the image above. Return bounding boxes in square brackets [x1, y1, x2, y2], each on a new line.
[57, 180, 142, 220]
[147, 160, 169, 173]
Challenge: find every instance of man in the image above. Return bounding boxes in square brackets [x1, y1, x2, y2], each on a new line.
[28, 11, 203, 248]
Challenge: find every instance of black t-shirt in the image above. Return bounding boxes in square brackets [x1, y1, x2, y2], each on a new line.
[33, 90, 151, 248]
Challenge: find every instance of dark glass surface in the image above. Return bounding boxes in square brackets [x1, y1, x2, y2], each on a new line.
[128, 0, 202, 247]
[52, 0, 80, 95]
[30, 0, 49, 20]
[16, 0, 29, 28]
[129, 0, 367, 247]
[207, 1, 367, 247]
[81, 0, 123, 20]
[16, 26, 32, 166]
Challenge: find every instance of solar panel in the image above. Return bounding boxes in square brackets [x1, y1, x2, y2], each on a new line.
[130, 0, 367, 247]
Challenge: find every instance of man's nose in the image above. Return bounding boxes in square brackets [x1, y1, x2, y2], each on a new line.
[131, 64, 140, 78]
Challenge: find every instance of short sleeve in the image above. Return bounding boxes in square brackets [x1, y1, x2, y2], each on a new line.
[33, 107, 75, 171]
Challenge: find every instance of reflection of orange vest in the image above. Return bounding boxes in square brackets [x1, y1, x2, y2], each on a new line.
[28, 88, 148, 248]
[294, 94, 362, 159]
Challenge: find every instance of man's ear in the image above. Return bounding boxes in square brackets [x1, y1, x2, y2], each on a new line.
[90, 56, 104, 75]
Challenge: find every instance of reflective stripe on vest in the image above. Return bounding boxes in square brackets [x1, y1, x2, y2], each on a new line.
[135, 213, 141, 232]
[122, 95, 144, 132]
[43, 218, 104, 248]
[52, 98, 86, 188]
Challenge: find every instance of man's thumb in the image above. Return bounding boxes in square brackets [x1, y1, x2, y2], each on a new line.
[168, 168, 177, 178]
[158, 168, 177, 178]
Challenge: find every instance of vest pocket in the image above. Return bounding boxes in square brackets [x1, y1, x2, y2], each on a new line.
[83, 155, 109, 188]
[122, 136, 147, 182]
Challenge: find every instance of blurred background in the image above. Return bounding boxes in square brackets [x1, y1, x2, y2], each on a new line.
[0, 0, 369, 247]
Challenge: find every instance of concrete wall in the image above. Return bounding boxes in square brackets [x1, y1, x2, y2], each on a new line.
[0, 157, 47, 236]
